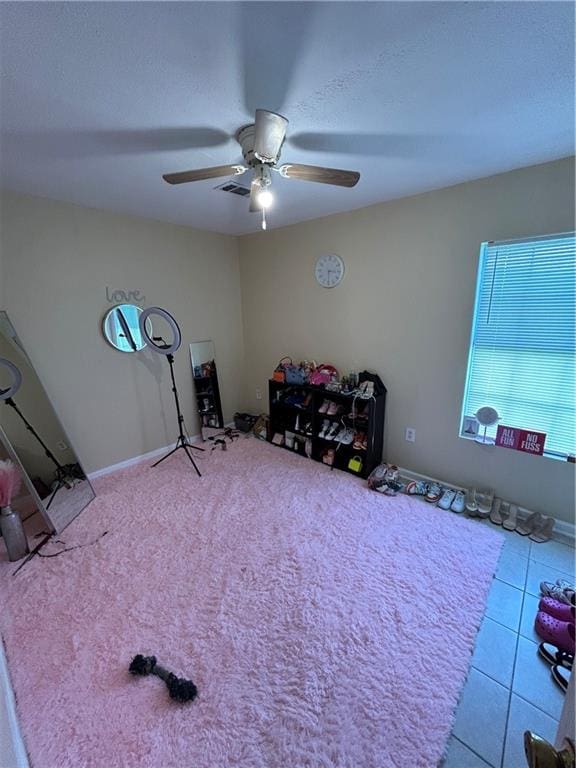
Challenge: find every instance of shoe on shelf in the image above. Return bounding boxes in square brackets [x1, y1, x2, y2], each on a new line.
[540, 580, 576, 605]
[304, 422, 313, 436]
[425, 482, 443, 503]
[327, 423, 340, 440]
[353, 431, 364, 450]
[539, 598, 575, 623]
[302, 393, 313, 409]
[334, 427, 348, 443]
[321, 448, 335, 466]
[318, 400, 330, 414]
[406, 480, 428, 496]
[337, 427, 353, 445]
[319, 419, 330, 439]
[327, 401, 341, 416]
[437, 488, 457, 510]
[535, 611, 576, 655]
[450, 490, 466, 514]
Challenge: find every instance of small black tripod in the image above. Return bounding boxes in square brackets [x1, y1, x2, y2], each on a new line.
[151, 353, 203, 476]
[4, 397, 73, 509]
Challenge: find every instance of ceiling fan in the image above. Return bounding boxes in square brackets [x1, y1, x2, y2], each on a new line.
[162, 109, 360, 230]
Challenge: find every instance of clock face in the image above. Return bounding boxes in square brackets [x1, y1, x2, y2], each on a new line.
[315, 254, 345, 288]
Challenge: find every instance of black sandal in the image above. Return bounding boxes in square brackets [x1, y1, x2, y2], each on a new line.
[551, 664, 571, 693]
[538, 642, 574, 669]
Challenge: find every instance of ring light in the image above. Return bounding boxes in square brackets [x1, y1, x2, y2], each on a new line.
[0, 357, 23, 400]
[139, 307, 182, 356]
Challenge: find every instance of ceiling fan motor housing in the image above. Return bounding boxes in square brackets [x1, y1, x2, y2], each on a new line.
[237, 124, 279, 168]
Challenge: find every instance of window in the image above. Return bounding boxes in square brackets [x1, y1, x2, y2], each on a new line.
[461, 232, 576, 459]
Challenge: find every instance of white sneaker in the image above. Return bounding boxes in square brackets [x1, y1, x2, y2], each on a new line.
[327, 423, 340, 440]
[319, 419, 330, 438]
[334, 427, 348, 443]
[450, 490, 466, 513]
[437, 488, 456, 510]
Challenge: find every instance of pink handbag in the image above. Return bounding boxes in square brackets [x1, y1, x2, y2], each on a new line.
[309, 364, 339, 386]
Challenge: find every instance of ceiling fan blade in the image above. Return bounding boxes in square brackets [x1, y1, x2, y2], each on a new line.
[254, 110, 288, 164]
[163, 165, 246, 185]
[289, 132, 451, 157]
[249, 180, 262, 213]
[278, 163, 360, 188]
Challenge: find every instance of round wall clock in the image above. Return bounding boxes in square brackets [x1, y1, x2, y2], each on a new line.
[315, 254, 345, 288]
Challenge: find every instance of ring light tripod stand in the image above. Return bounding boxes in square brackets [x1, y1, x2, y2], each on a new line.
[0, 358, 73, 509]
[139, 307, 203, 477]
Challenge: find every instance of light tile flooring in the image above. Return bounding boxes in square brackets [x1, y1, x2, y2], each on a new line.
[442, 525, 575, 768]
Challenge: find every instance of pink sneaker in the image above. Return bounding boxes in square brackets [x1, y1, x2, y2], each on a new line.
[535, 611, 575, 654]
[318, 400, 330, 414]
[539, 597, 575, 622]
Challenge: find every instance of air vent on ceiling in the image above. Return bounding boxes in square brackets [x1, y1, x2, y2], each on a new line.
[215, 181, 251, 197]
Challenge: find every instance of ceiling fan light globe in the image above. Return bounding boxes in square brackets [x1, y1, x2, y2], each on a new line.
[256, 189, 273, 209]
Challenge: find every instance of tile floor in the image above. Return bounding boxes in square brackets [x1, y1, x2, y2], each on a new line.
[442, 525, 575, 768]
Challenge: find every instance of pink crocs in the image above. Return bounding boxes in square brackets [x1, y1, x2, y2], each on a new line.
[535, 611, 575, 654]
[539, 597, 575, 622]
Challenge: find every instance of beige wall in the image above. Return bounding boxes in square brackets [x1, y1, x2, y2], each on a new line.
[238, 158, 576, 524]
[0, 191, 244, 473]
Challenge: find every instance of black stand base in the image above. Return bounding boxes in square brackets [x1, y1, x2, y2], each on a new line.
[151, 436, 202, 477]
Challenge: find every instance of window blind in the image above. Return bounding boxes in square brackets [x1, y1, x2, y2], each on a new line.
[461, 233, 576, 458]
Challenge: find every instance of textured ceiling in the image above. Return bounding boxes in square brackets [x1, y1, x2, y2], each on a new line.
[0, 2, 574, 235]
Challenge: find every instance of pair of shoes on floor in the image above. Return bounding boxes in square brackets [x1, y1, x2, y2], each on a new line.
[436, 487, 466, 513]
[410, 481, 465, 513]
[517, 511, 555, 542]
[540, 578, 576, 605]
[371, 464, 404, 496]
[489, 499, 519, 530]
[538, 641, 573, 693]
[535, 596, 575, 656]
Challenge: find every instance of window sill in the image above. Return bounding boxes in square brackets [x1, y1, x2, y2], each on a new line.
[458, 433, 573, 464]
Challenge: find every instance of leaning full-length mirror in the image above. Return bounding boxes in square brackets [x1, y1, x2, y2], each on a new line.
[190, 340, 224, 437]
[0, 311, 95, 534]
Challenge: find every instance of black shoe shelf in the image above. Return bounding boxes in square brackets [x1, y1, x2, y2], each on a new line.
[268, 379, 386, 479]
[193, 365, 224, 429]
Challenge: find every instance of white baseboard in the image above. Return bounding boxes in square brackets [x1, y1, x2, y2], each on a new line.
[398, 465, 575, 545]
[0, 637, 29, 768]
[88, 433, 202, 480]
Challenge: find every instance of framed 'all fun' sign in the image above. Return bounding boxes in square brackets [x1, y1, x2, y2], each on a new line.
[495, 425, 546, 456]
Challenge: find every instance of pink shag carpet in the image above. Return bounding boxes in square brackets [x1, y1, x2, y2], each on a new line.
[0, 438, 503, 768]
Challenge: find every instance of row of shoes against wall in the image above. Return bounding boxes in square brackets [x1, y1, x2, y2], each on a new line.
[367, 464, 555, 542]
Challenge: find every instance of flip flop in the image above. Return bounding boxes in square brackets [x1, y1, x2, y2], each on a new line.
[489, 498, 506, 525]
[530, 515, 555, 543]
[551, 664, 571, 693]
[538, 642, 574, 669]
[502, 503, 518, 531]
[516, 510, 543, 536]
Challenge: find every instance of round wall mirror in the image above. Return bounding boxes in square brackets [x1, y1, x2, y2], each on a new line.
[102, 304, 151, 353]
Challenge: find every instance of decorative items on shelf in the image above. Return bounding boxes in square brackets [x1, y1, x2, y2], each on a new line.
[190, 341, 224, 436]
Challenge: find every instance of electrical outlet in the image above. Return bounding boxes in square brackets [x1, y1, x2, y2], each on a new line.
[405, 427, 416, 443]
[56, 440, 68, 451]
[255, 387, 262, 401]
